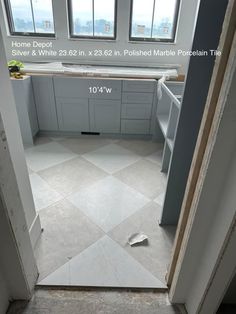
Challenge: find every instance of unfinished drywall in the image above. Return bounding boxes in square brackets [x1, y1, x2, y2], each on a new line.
[0, 0, 199, 74]
[0, 28, 41, 247]
[0, 269, 9, 314]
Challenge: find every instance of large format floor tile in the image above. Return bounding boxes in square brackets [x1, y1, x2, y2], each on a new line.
[38, 157, 108, 197]
[39, 235, 166, 288]
[60, 137, 114, 155]
[25, 141, 77, 172]
[145, 149, 164, 166]
[118, 139, 163, 157]
[68, 176, 150, 232]
[35, 199, 104, 282]
[115, 159, 167, 199]
[82, 143, 140, 174]
[109, 202, 176, 284]
[154, 192, 166, 206]
[29, 173, 63, 211]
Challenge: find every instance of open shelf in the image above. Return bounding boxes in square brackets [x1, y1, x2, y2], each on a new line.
[157, 114, 169, 137]
[156, 81, 185, 173]
[166, 138, 174, 151]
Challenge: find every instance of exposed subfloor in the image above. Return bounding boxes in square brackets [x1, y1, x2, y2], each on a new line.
[7, 289, 185, 314]
[25, 135, 176, 288]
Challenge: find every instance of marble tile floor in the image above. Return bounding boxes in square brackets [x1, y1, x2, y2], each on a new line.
[26, 135, 176, 289]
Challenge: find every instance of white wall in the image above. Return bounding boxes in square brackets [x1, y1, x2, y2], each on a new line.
[0, 0, 199, 74]
[0, 27, 41, 248]
[0, 27, 38, 307]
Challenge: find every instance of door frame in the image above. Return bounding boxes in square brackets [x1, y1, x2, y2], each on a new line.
[168, 0, 236, 310]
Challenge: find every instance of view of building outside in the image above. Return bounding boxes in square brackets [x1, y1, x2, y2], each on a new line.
[9, 0, 54, 33]
[8, 0, 177, 39]
[131, 0, 178, 40]
[71, 0, 115, 37]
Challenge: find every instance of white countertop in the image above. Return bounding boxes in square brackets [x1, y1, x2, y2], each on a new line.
[22, 62, 178, 79]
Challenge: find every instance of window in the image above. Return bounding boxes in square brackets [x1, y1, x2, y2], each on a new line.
[68, 0, 117, 39]
[130, 0, 180, 42]
[4, 0, 55, 36]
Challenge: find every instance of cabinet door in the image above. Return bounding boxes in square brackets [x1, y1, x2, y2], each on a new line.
[32, 76, 58, 131]
[54, 77, 89, 98]
[56, 98, 89, 132]
[90, 99, 121, 133]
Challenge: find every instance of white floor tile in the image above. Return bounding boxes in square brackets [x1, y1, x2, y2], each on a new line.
[38, 236, 166, 288]
[82, 143, 140, 174]
[25, 142, 77, 172]
[68, 176, 150, 232]
[30, 173, 63, 211]
[154, 192, 166, 206]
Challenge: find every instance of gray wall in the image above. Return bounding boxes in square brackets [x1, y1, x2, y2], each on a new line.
[160, 0, 228, 225]
[0, 269, 9, 314]
[223, 274, 236, 304]
[0, 0, 200, 74]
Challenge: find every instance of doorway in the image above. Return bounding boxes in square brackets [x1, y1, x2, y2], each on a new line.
[27, 135, 175, 288]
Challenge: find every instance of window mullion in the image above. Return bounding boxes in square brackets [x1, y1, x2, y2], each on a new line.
[151, 0, 156, 38]
[29, 0, 36, 33]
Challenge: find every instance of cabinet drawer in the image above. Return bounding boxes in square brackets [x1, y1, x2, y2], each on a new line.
[88, 79, 121, 100]
[123, 80, 155, 93]
[121, 103, 152, 119]
[54, 77, 89, 98]
[121, 120, 150, 135]
[122, 92, 153, 104]
[56, 98, 90, 132]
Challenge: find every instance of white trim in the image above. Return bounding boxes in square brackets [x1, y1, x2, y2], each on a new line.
[29, 214, 42, 248]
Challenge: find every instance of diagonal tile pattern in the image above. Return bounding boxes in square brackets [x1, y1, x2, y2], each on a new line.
[68, 176, 150, 232]
[38, 235, 166, 288]
[29, 173, 63, 211]
[34, 199, 104, 282]
[82, 143, 141, 174]
[114, 159, 167, 199]
[38, 157, 108, 197]
[109, 202, 176, 284]
[26, 135, 174, 289]
[25, 141, 77, 172]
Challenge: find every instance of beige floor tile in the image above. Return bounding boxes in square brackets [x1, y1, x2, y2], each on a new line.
[109, 202, 176, 284]
[60, 137, 113, 155]
[115, 159, 167, 199]
[117, 139, 164, 157]
[35, 199, 104, 282]
[38, 157, 108, 197]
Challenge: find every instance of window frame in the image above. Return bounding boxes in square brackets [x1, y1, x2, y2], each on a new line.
[68, 0, 117, 40]
[4, 0, 55, 37]
[129, 0, 181, 43]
